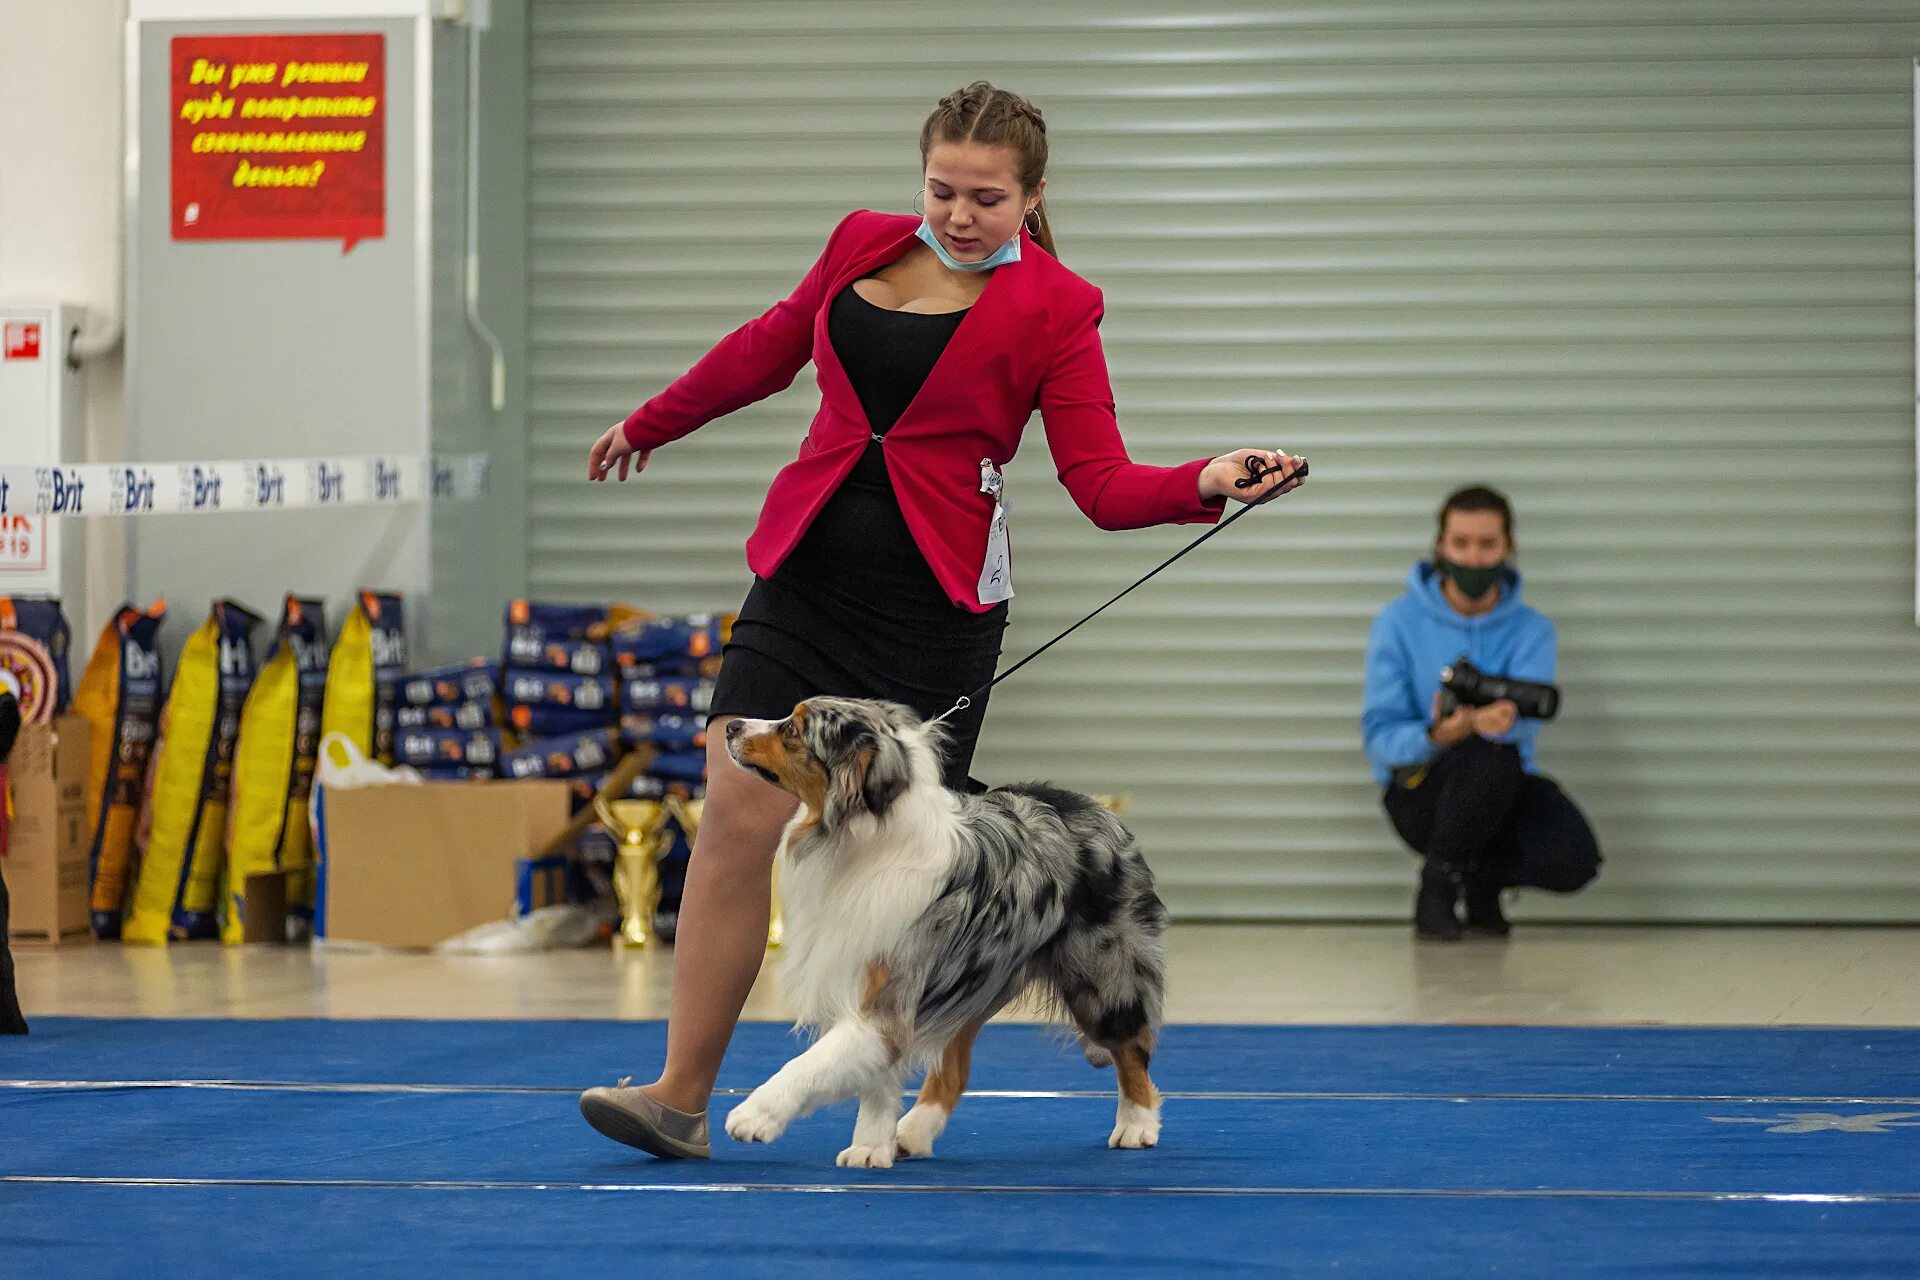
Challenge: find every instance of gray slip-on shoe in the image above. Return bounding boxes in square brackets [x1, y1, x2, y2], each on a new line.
[579, 1077, 711, 1160]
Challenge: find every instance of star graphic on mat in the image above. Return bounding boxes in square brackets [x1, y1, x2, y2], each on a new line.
[1708, 1111, 1920, 1134]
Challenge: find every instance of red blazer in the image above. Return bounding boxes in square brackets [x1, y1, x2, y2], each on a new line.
[620, 209, 1223, 612]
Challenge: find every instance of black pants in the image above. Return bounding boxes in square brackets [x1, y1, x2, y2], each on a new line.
[1383, 737, 1601, 892]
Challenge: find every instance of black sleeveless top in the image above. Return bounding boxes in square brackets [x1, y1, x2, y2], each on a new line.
[770, 284, 1006, 631]
[713, 281, 1009, 789]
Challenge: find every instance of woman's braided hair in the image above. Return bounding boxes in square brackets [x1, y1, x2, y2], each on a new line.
[919, 81, 1057, 257]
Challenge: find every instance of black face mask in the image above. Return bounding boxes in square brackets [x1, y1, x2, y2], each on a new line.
[1437, 558, 1504, 600]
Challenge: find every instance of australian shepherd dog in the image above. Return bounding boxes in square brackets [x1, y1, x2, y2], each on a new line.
[721, 696, 1167, 1168]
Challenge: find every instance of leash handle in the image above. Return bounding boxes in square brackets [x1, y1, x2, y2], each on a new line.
[928, 457, 1307, 725]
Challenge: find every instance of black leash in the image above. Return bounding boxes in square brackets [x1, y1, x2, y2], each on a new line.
[930, 456, 1307, 725]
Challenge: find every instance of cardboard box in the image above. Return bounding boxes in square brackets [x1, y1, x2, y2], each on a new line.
[4, 716, 93, 946]
[316, 779, 571, 949]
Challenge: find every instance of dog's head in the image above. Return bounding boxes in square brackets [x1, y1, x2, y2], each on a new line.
[724, 697, 939, 831]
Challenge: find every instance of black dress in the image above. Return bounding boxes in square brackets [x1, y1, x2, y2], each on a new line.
[710, 283, 1009, 789]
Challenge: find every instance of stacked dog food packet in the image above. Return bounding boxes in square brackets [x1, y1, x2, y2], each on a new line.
[394, 655, 500, 780]
[611, 612, 726, 798]
[496, 601, 621, 792]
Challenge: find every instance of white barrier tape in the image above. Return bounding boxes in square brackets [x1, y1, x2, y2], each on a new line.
[0, 453, 489, 518]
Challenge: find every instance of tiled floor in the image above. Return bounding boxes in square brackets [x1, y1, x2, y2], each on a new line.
[15, 924, 1919, 1026]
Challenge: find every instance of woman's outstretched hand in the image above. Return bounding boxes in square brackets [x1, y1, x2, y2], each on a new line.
[1200, 448, 1307, 505]
[588, 422, 651, 482]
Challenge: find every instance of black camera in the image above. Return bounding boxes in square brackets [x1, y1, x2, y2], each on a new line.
[1439, 658, 1560, 721]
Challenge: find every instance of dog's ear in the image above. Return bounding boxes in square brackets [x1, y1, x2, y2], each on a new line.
[824, 727, 910, 826]
[859, 731, 912, 819]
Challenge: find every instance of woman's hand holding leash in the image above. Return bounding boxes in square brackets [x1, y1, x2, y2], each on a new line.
[1201, 449, 1307, 505]
[589, 422, 652, 483]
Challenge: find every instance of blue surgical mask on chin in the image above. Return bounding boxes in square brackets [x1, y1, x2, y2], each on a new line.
[916, 218, 1021, 273]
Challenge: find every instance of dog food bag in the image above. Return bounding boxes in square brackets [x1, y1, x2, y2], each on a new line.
[395, 727, 501, 771]
[501, 670, 615, 715]
[415, 765, 494, 782]
[224, 596, 329, 944]
[498, 726, 620, 780]
[72, 601, 167, 939]
[647, 748, 708, 787]
[398, 658, 496, 708]
[611, 613, 729, 671]
[322, 591, 406, 766]
[504, 634, 612, 678]
[619, 712, 707, 752]
[124, 600, 261, 944]
[503, 599, 605, 641]
[568, 769, 668, 813]
[395, 701, 492, 732]
[0, 595, 74, 722]
[620, 676, 715, 716]
[508, 703, 617, 739]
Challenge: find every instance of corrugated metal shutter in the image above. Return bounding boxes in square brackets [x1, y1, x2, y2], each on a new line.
[527, 2, 1920, 921]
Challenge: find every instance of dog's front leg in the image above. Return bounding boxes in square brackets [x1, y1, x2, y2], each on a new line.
[837, 1072, 905, 1169]
[726, 1019, 892, 1146]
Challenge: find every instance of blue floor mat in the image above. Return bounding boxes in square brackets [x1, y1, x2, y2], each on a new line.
[4, 1019, 1916, 1278]
[4, 1089, 1918, 1195]
[11, 1016, 1920, 1096]
[4, 1186, 1915, 1280]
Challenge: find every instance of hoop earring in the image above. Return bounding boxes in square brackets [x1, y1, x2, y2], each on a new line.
[1024, 207, 1041, 234]
[912, 190, 925, 216]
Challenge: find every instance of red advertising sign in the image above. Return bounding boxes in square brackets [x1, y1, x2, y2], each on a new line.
[171, 33, 385, 252]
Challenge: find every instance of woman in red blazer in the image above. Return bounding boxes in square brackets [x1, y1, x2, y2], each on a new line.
[580, 83, 1304, 1159]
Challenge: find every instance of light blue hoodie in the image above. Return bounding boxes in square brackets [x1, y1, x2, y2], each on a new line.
[1360, 561, 1557, 787]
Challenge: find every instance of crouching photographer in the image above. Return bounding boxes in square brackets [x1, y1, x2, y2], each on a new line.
[1361, 486, 1600, 940]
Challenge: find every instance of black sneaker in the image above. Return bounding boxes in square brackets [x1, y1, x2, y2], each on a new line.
[1415, 864, 1462, 941]
[1463, 882, 1511, 937]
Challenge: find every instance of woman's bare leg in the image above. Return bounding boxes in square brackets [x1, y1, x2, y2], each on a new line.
[643, 721, 796, 1113]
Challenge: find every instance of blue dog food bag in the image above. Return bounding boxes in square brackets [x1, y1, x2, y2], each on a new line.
[620, 712, 706, 752]
[396, 727, 501, 770]
[509, 703, 616, 738]
[399, 659, 496, 708]
[648, 749, 707, 786]
[415, 765, 494, 782]
[498, 726, 620, 780]
[621, 676, 715, 716]
[395, 700, 492, 732]
[611, 613, 728, 669]
[501, 670, 614, 715]
[502, 600, 612, 674]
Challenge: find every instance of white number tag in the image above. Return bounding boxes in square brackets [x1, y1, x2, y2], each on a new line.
[978, 498, 1014, 603]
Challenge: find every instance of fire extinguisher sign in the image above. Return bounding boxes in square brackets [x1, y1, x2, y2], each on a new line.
[3, 323, 41, 360]
[0, 516, 48, 571]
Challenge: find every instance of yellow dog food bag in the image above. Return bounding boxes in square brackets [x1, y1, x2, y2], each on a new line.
[322, 590, 406, 765]
[72, 601, 167, 939]
[123, 600, 262, 944]
[224, 595, 328, 944]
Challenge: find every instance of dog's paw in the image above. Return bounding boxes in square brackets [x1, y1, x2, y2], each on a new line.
[894, 1102, 948, 1158]
[836, 1142, 895, 1170]
[724, 1089, 791, 1145]
[1082, 1043, 1114, 1069]
[1108, 1101, 1161, 1150]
